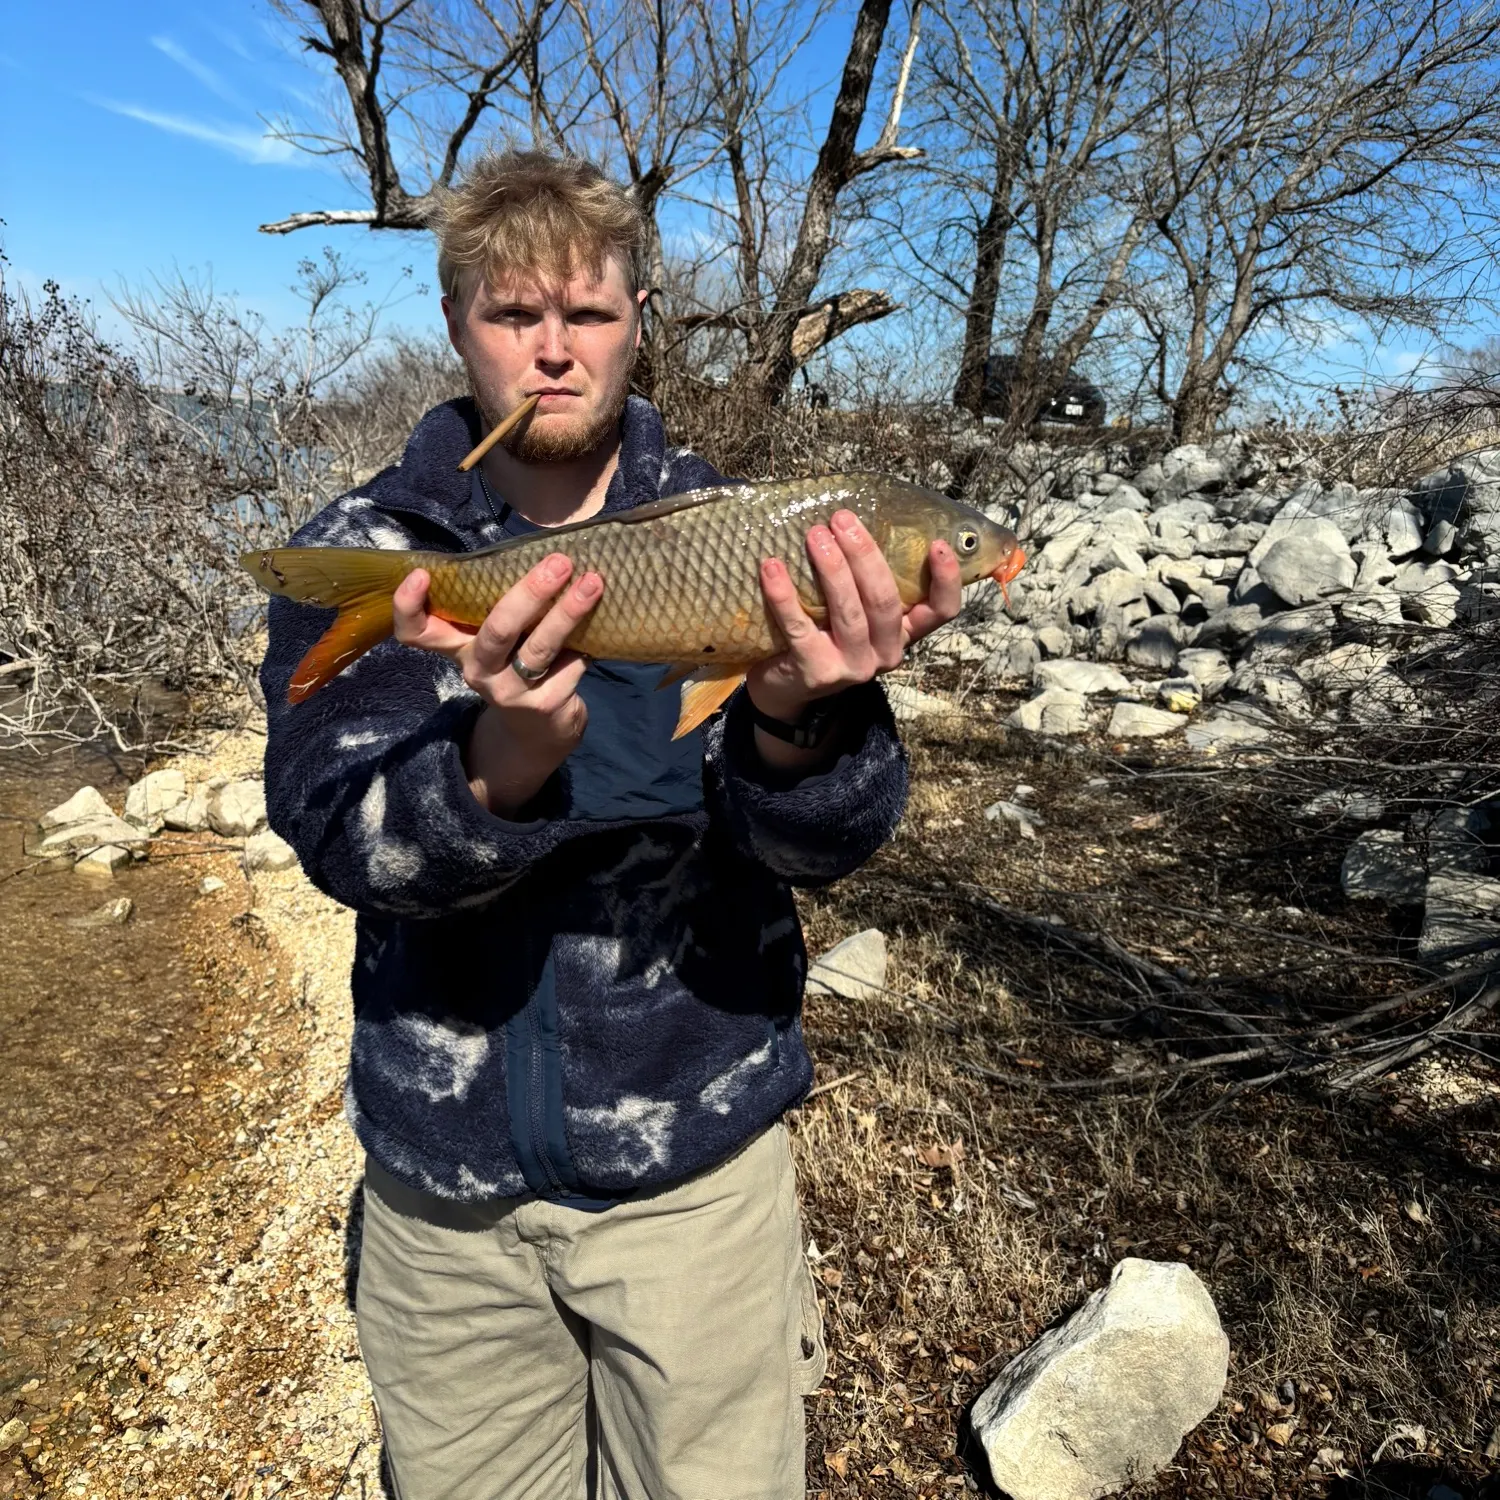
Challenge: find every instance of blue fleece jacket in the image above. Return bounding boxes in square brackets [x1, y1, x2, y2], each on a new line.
[260, 395, 909, 1203]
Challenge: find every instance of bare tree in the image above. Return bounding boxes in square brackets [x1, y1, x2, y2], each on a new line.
[717, 0, 924, 407]
[1136, 0, 1500, 442]
[260, 0, 550, 235]
[909, 0, 1165, 426]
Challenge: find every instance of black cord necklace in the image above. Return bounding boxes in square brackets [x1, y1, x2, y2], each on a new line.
[476, 469, 513, 528]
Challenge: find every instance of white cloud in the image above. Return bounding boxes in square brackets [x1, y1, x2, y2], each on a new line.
[208, 25, 256, 63]
[151, 35, 247, 110]
[1389, 350, 1433, 376]
[85, 96, 304, 167]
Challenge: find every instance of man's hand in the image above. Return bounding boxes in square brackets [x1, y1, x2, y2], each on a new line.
[745, 510, 962, 763]
[393, 555, 603, 816]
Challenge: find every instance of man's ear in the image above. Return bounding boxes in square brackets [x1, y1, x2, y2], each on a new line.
[441, 291, 465, 356]
[634, 286, 648, 347]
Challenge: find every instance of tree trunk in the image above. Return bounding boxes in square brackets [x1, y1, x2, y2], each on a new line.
[952, 149, 1017, 414]
[1169, 378, 1226, 444]
[730, 0, 901, 410]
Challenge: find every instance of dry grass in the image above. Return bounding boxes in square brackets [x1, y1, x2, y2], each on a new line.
[787, 711, 1500, 1499]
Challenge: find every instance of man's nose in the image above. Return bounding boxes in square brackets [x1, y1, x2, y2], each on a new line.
[535, 312, 571, 369]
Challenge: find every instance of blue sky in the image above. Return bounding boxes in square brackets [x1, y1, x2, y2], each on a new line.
[0, 0, 1481, 402]
[0, 1, 436, 338]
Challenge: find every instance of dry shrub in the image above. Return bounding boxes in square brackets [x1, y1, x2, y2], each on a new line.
[0, 277, 265, 746]
[0, 259, 417, 749]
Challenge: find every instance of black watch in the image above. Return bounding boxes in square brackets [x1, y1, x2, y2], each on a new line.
[750, 696, 841, 749]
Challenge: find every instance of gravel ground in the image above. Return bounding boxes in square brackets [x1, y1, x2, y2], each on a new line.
[7, 705, 1499, 1500]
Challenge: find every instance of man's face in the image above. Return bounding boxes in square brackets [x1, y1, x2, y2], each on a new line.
[443, 255, 646, 464]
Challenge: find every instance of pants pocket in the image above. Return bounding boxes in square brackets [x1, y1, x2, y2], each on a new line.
[792, 1231, 828, 1395]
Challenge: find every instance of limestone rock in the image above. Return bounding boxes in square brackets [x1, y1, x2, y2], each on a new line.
[1385, 498, 1425, 555]
[888, 682, 960, 723]
[63, 896, 135, 928]
[162, 784, 213, 833]
[1125, 618, 1182, 672]
[1185, 707, 1278, 752]
[1248, 515, 1350, 570]
[39, 786, 113, 830]
[208, 779, 267, 838]
[1427, 806, 1492, 876]
[1035, 624, 1075, 659]
[1299, 790, 1386, 824]
[1341, 591, 1403, 625]
[74, 844, 132, 876]
[1191, 605, 1269, 651]
[1009, 688, 1092, 736]
[199, 876, 227, 895]
[986, 799, 1044, 839]
[1075, 568, 1148, 617]
[1420, 873, 1500, 961]
[1108, 703, 1185, 739]
[243, 828, 299, 874]
[124, 769, 187, 833]
[1034, 660, 1131, 696]
[806, 929, 887, 1002]
[31, 788, 148, 861]
[1256, 536, 1356, 606]
[1341, 830, 1425, 906]
[983, 630, 1043, 683]
[1176, 648, 1232, 699]
[972, 1258, 1229, 1500]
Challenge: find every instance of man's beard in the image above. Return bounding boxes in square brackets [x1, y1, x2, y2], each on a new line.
[467, 345, 635, 465]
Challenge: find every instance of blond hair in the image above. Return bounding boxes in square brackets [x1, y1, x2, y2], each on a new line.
[433, 150, 645, 301]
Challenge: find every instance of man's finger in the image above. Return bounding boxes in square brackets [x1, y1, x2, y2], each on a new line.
[509, 572, 604, 683]
[902, 541, 964, 647]
[760, 558, 820, 646]
[833, 511, 903, 665]
[393, 569, 480, 655]
[805, 523, 869, 654]
[392, 569, 431, 644]
[469, 554, 574, 674]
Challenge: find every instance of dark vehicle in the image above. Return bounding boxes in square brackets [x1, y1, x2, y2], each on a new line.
[981, 355, 1106, 426]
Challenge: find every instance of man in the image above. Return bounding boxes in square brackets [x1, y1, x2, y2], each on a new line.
[261, 149, 962, 1500]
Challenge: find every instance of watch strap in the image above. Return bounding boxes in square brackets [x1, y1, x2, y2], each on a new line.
[749, 696, 840, 749]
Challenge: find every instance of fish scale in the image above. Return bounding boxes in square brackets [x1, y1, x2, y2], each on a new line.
[241, 472, 1026, 733]
[420, 479, 892, 664]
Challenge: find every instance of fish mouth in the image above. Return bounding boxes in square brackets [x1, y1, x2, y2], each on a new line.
[991, 544, 1026, 605]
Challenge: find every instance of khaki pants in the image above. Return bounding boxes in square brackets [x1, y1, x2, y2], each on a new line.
[356, 1122, 827, 1500]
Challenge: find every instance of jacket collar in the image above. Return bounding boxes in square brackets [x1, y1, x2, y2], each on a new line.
[365, 394, 668, 546]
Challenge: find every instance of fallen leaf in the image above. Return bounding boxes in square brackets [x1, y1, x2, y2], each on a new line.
[819, 1266, 844, 1289]
[1405, 1200, 1429, 1224]
[1357, 1264, 1383, 1282]
[1265, 1421, 1295, 1447]
[917, 1139, 966, 1170]
[824, 1451, 848, 1479]
[1130, 811, 1163, 830]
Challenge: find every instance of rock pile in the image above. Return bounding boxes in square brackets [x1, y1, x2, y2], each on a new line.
[28, 772, 297, 878]
[924, 437, 1500, 751]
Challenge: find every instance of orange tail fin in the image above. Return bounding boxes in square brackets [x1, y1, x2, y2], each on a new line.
[241, 545, 419, 704]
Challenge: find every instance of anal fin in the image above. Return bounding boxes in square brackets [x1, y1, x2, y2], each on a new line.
[673, 666, 746, 740]
[288, 594, 394, 704]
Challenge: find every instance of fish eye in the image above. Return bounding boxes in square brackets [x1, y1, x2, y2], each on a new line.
[957, 530, 979, 554]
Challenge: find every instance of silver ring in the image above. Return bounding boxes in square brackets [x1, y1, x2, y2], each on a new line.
[510, 652, 549, 684]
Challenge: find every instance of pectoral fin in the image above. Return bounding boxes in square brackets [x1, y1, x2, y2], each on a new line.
[673, 666, 747, 740]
